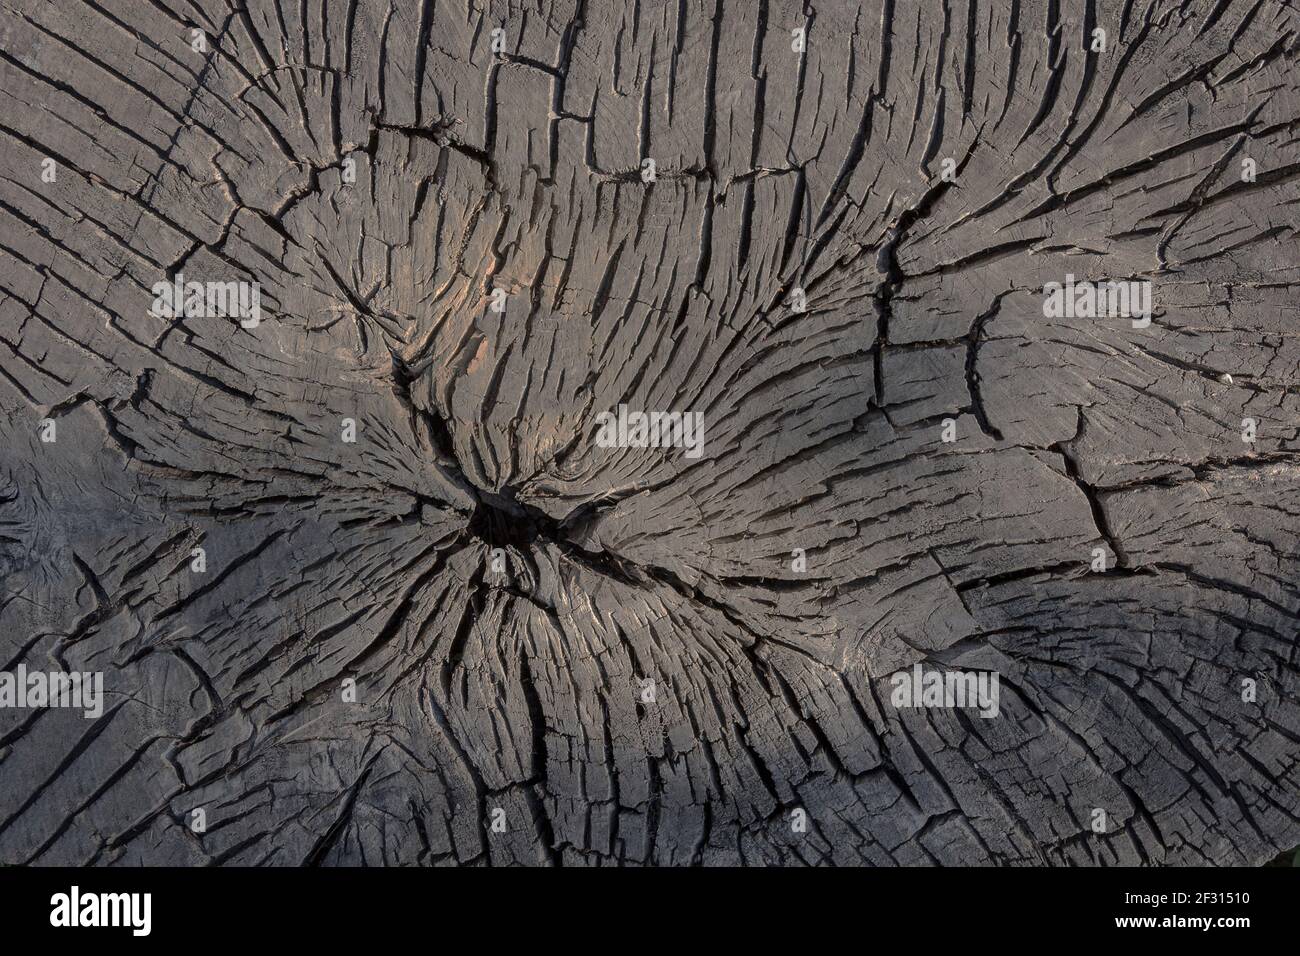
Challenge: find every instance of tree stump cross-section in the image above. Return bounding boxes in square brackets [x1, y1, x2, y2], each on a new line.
[0, 0, 1298, 866]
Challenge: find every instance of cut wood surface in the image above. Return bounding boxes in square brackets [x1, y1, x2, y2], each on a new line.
[1, 0, 1298, 865]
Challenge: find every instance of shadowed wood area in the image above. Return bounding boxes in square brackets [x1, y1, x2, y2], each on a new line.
[1, 0, 1298, 866]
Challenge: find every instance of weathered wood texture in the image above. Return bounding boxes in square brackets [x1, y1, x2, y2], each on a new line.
[1, 0, 1298, 866]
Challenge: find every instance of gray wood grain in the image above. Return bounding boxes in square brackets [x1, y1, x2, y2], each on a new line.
[1, 0, 1298, 865]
